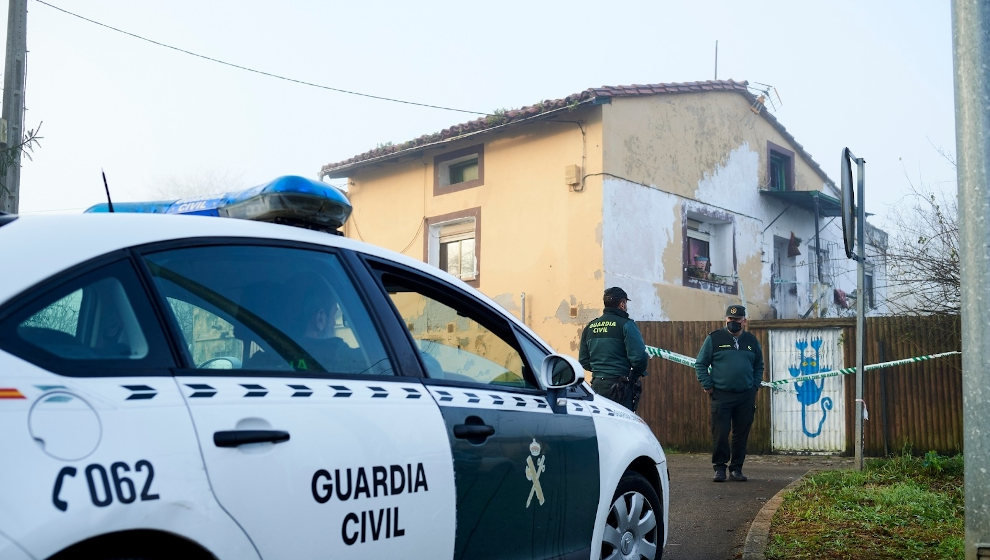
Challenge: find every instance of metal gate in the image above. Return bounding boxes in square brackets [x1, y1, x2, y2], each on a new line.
[769, 328, 845, 452]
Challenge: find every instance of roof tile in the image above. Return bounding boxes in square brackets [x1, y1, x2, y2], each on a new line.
[320, 79, 830, 187]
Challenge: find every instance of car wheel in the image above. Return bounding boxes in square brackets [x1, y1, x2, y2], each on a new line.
[601, 471, 662, 560]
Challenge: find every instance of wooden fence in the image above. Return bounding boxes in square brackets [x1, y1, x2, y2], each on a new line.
[636, 315, 962, 456]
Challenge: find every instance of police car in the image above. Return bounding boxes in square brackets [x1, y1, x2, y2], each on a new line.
[0, 177, 668, 560]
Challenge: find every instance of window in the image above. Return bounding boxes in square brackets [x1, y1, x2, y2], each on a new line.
[683, 209, 737, 294]
[0, 259, 173, 373]
[142, 245, 392, 375]
[439, 222, 475, 280]
[426, 208, 480, 286]
[375, 268, 536, 390]
[865, 270, 876, 309]
[448, 158, 478, 184]
[434, 144, 484, 194]
[686, 218, 711, 277]
[767, 141, 795, 191]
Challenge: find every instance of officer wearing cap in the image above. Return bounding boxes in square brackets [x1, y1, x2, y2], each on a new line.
[695, 304, 765, 482]
[579, 287, 649, 412]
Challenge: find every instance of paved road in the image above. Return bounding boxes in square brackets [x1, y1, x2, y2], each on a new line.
[662, 453, 854, 560]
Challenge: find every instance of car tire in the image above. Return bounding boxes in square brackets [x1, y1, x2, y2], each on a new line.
[50, 531, 213, 560]
[601, 471, 663, 560]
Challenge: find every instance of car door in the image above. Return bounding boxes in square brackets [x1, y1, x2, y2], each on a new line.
[0, 256, 254, 558]
[365, 259, 601, 559]
[139, 242, 456, 559]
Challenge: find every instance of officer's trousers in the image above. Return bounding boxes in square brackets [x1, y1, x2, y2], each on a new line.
[709, 388, 757, 470]
[591, 376, 641, 412]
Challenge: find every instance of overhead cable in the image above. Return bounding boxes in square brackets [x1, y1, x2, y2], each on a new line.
[33, 0, 490, 116]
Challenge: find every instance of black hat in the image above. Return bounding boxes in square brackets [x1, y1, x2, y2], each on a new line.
[726, 304, 746, 318]
[604, 287, 629, 306]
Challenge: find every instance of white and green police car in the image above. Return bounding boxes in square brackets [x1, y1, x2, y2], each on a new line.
[0, 177, 668, 560]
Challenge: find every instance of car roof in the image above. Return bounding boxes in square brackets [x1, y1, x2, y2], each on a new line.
[0, 214, 551, 349]
[0, 213, 401, 290]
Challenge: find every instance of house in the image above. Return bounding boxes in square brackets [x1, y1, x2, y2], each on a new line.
[320, 80, 886, 355]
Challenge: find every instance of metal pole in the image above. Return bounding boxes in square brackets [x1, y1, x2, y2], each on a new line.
[714, 40, 718, 80]
[520, 292, 526, 325]
[854, 158, 866, 471]
[0, 0, 27, 214]
[952, 1, 990, 557]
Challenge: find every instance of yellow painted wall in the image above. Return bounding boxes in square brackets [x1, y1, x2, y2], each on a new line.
[341, 108, 608, 357]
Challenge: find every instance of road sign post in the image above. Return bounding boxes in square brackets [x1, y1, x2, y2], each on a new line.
[841, 148, 866, 471]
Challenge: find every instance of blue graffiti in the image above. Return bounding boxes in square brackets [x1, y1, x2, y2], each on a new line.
[788, 338, 834, 437]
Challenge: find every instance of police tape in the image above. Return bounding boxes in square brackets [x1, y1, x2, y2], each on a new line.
[645, 346, 697, 367]
[645, 345, 961, 389]
[760, 351, 962, 388]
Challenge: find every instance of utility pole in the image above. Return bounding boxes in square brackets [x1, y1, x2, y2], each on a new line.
[953, 0, 990, 557]
[1, 0, 27, 214]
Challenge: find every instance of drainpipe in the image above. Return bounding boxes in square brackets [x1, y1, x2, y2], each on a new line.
[814, 195, 823, 282]
[814, 195, 823, 319]
[520, 292, 526, 325]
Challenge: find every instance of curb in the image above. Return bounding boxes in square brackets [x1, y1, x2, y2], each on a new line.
[740, 470, 811, 560]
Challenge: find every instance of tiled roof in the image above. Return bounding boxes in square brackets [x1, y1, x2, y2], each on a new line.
[320, 79, 832, 187]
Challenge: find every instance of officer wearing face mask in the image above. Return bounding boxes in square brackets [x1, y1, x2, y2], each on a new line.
[695, 304, 765, 483]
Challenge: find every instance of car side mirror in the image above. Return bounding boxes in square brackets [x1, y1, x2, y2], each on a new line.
[540, 354, 584, 390]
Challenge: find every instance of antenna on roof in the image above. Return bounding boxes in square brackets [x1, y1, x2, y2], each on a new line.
[714, 40, 718, 80]
[747, 82, 782, 113]
[101, 169, 115, 213]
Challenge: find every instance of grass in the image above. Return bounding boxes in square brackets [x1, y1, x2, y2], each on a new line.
[765, 451, 964, 560]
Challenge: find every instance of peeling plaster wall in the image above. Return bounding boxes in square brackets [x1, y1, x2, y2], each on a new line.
[601, 145, 766, 322]
[602, 177, 677, 321]
[597, 92, 882, 322]
[686, 143, 768, 316]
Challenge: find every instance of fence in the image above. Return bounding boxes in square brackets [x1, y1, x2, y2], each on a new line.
[636, 315, 962, 456]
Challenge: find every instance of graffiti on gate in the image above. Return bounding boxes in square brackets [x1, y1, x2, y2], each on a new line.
[790, 338, 834, 438]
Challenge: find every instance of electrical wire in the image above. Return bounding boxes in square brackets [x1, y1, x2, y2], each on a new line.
[33, 0, 491, 116]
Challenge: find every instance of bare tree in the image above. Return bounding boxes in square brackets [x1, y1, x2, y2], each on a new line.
[880, 181, 959, 315]
[0, 122, 42, 211]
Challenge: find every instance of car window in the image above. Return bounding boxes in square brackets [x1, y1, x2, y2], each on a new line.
[142, 245, 393, 376]
[0, 259, 173, 372]
[377, 270, 536, 389]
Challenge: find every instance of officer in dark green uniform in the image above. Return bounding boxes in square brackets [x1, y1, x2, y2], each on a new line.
[579, 287, 649, 412]
[695, 304, 764, 482]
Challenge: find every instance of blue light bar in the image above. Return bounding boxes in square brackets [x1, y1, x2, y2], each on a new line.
[85, 175, 352, 233]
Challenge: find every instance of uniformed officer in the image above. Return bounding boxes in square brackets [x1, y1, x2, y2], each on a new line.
[695, 304, 765, 482]
[579, 287, 649, 412]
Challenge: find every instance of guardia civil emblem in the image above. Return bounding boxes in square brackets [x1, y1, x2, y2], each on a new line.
[525, 438, 546, 507]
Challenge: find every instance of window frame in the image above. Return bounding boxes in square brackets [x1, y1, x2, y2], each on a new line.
[682, 209, 738, 294]
[137, 240, 398, 378]
[767, 141, 795, 192]
[0, 255, 176, 376]
[864, 267, 876, 309]
[425, 207, 481, 288]
[433, 144, 484, 195]
[365, 257, 543, 393]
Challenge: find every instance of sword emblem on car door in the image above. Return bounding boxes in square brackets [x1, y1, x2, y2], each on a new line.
[525, 438, 546, 507]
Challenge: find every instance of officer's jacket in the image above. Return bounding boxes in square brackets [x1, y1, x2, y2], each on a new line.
[695, 328, 764, 392]
[578, 307, 649, 378]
